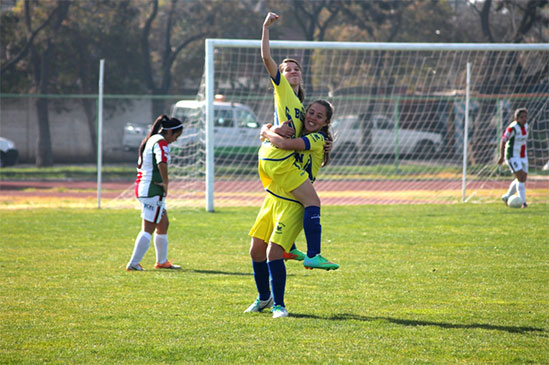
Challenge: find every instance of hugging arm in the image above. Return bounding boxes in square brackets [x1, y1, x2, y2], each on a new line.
[261, 127, 306, 151]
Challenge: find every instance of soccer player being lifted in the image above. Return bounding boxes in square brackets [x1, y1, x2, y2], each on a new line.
[258, 11, 338, 270]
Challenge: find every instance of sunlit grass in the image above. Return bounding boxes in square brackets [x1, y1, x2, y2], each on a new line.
[0, 204, 547, 363]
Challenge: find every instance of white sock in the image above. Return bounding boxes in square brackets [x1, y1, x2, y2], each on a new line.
[517, 182, 526, 204]
[128, 231, 152, 267]
[154, 233, 169, 264]
[504, 179, 518, 198]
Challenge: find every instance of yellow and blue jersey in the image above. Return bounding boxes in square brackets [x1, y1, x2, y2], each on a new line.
[258, 70, 305, 162]
[265, 131, 326, 203]
[294, 132, 326, 183]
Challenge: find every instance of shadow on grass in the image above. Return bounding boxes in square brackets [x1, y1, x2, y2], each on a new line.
[134, 268, 253, 276]
[192, 269, 253, 276]
[291, 313, 545, 334]
[191, 269, 296, 277]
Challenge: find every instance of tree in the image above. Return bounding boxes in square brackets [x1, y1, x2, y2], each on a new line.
[471, 0, 549, 43]
[139, 0, 207, 117]
[2, 1, 146, 163]
[57, 1, 143, 158]
[467, 0, 549, 163]
[24, 0, 70, 167]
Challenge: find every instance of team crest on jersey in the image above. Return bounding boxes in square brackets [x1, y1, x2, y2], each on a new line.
[275, 222, 285, 234]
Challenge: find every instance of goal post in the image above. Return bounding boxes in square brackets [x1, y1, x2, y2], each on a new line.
[109, 40, 549, 210]
[199, 40, 548, 210]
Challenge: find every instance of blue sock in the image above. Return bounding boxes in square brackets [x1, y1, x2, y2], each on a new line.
[303, 206, 321, 258]
[252, 260, 271, 301]
[267, 259, 286, 307]
[290, 243, 297, 251]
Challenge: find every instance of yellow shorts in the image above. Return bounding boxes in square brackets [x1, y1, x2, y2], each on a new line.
[258, 156, 309, 193]
[249, 193, 304, 252]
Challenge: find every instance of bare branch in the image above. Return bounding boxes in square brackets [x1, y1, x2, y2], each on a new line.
[1, 1, 60, 75]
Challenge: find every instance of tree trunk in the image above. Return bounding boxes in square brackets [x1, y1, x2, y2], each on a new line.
[34, 43, 54, 167]
[35, 97, 53, 166]
[24, 0, 70, 167]
[82, 98, 97, 158]
[152, 97, 167, 118]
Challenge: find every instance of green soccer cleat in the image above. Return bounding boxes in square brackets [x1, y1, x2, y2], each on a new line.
[282, 248, 306, 261]
[244, 296, 273, 313]
[304, 254, 339, 271]
[271, 305, 289, 318]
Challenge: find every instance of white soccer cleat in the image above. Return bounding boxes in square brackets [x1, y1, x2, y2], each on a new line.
[126, 263, 144, 271]
[271, 305, 289, 318]
[244, 296, 273, 313]
[501, 195, 509, 206]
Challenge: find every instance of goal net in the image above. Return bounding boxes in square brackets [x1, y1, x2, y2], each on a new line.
[110, 41, 549, 210]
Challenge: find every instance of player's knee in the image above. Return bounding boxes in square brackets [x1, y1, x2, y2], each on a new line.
[301, 195, 321, 207]
[250, 249, 266, 262]
[249, 240, 267, 261]
[266, 243, 284, 261]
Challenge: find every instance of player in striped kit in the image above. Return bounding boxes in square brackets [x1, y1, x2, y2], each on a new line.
[126, 115, 183, 271]
[498, 108, 529, 208]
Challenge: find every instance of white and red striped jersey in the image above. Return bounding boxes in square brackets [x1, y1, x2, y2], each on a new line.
[135, 134, 170, 198]
[502, 121, 528, 159]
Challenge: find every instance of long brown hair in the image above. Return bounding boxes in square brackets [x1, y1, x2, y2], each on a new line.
[514, 108, 527, 121]
[279, 58, 305, 102]
[307, 99, 334, 167]
[137, 115, 183, 167]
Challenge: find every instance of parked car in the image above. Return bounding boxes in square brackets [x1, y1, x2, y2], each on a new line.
[331, 114, 443, 159]
[0, 136, 18, 167]
[169, 99, 261, 162]
[122, 123, 151, 152]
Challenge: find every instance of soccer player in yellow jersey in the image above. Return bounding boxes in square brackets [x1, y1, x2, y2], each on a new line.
[259, 12, 338, 276]
[245, 100, 337, 318]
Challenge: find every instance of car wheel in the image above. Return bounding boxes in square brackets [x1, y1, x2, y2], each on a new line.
[5, 149, 18, 166]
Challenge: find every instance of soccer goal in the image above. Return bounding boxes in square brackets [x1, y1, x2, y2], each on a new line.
[111, 40, 549, 211]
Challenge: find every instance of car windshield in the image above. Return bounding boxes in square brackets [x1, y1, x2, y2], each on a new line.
[173, 107, 201, 124]
[236, 109, 259, 128]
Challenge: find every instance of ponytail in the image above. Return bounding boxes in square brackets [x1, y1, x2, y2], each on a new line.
[320, 124, 333, 167]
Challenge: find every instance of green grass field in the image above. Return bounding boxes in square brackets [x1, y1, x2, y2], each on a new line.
[1, 204, 547, 363]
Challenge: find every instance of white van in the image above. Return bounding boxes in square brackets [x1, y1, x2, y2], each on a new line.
[170, 99, 261, 161]
[122, 99, 261, 160]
